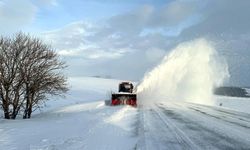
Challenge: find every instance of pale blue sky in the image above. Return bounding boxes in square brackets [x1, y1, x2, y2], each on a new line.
[34, 1, 135, 29]
[31, 0, 168, 30]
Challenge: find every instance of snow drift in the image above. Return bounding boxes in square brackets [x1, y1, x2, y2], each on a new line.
[137, 38, 229, 105]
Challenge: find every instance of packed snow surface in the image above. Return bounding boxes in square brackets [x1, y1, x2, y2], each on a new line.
[137, 101, 250, 149]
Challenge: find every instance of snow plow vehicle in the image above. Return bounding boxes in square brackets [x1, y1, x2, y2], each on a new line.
[111, 82, 137, 107]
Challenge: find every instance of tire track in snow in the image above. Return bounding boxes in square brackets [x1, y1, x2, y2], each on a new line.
[137, 104, 200, 150]
[153, 105, 200, 150]
[158, 102, 250, 149]
[138, 107, 178, 150]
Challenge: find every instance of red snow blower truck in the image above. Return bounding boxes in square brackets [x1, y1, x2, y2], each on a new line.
[111, 82, 137, 107]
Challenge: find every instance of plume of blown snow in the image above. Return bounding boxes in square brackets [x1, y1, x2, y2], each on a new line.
[137, 38, 229, 105]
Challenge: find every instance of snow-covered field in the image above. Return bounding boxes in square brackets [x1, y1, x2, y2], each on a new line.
[0, 77, 138, 150]
[1, 77, 250, 150]
[215, 95, 250, 114]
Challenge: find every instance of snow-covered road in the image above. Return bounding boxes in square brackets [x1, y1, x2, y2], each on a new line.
[137, 102, 250, 150]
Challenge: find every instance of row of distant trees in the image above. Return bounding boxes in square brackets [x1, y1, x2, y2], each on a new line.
[0, 33, 68, 119]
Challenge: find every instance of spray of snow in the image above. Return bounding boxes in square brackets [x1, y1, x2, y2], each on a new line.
[137, 38, 229, 105]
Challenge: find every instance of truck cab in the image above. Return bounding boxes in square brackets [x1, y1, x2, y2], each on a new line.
[118, 82, 134, 93]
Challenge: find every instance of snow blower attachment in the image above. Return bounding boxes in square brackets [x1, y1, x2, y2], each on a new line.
[111, 82, 137, 107]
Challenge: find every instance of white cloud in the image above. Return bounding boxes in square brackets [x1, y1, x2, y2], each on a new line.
[39, 1, 200, 79]
[42, 21, 128, 60]
[58, 49, 82, 57]
[57, 47, 125, 59]
[181, 0, 250, 37]
[106, 2, 201, 36]
[39, 0, 250, 85]
[150, 0, 200, 27]
[42, 21, 91, 50]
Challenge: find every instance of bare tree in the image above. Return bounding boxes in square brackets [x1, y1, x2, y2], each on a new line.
[0, 33, 68, 119]
[0, 34, 27, 119]
[0, 36, 13, 119]
[21, 37, 68, 118]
